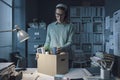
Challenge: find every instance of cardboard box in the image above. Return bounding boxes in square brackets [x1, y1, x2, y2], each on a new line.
[37, 53, 69, 76]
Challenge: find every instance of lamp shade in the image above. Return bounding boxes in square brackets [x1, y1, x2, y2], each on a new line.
[0, 25, 29, 43]
[17, 29, 29, 43]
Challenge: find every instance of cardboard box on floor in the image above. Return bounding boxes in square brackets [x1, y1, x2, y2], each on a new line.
[37, 53, 69, 76]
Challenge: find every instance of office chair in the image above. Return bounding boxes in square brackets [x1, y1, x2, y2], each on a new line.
[71, 50, 90, 68]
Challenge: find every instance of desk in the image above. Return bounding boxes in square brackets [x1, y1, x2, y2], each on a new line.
[22, 68, 92, 80]
[83, 76, 115, 80]
[0, 62, 15, 79]
[22, 68, 120, 80]
[22, 68, 54, 80]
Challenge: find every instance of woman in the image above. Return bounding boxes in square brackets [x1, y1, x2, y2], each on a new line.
[44, 3, 74, 54]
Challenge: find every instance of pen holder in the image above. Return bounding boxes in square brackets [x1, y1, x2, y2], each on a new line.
[100, 68, 110, 79]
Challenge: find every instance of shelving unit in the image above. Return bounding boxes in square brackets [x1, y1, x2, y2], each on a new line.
[70, 6, 105, 55]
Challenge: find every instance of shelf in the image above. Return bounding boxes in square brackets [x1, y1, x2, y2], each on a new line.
[93, 23, 103, 33]
[70, 6, 105, 55]
[93, 17, 103, 22]
[82, 43, 92, 52]
[82, 17, 91, 22]
[93, 42, 103, 44]
[70, 17, 81, 22]
[81, 22, 92, 32]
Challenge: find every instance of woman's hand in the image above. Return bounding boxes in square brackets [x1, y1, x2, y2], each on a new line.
[56, 47, 62, 54]
[35, 53, 39, 60]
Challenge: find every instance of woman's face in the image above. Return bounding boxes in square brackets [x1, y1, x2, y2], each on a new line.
[55, 8, 65, 23]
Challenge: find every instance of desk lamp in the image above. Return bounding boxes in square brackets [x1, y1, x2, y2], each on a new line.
[0, 25, 29, 42]
[0, 25, 29, 68]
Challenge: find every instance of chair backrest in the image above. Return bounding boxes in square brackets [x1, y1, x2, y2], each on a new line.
[73, 50, 87, 62]
[103, 53, 114, 69]
[95, 51, 114, 69]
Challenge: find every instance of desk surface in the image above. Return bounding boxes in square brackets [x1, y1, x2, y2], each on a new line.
[22, 68, 54, 80]
[0, 62, 13, 70]
[0, 62, 15, 80]
[22, 68, 92, 80]
[22, 68, 120, 80]
[83, 76, 116, 80]
[64, 68, 92, 79]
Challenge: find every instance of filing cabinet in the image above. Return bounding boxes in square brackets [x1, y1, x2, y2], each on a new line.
[27, 28, 46, 67]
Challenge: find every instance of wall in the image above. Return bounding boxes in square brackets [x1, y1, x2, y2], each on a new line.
[105, 0, 120, 17]
[0, 0, 12, 60]
[25, 0, 120, 25]
[0, 0, 26, 63]
[25, 0, 105, 25]
[13, 0, 27, 67]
